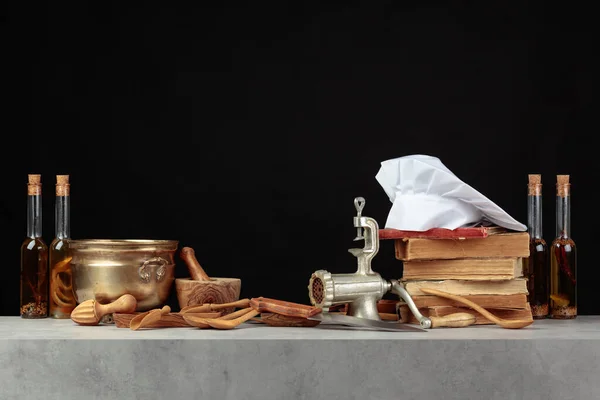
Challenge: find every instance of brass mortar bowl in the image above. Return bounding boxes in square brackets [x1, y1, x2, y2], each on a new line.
[69, 239, 178, 312]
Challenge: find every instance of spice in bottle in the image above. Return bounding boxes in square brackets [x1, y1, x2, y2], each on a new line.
[49, 174, 76, 318]
[524, 174, 549, 318]
[20, 174, 49, 318]
[549, 174, 577, 319]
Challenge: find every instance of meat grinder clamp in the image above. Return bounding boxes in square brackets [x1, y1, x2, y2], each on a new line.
[308, 197, 390, 320]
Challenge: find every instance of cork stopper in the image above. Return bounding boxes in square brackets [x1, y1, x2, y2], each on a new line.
[28, 174, 41, 185]
[556, 174, 570, 197]
[27, 174, 42, 195]
[56, 174, 70, 196]
[528, 174, 542, 196]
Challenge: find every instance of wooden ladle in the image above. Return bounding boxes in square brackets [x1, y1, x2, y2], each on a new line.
[419, 288, 534, 329]
[130, 305, 171, 331]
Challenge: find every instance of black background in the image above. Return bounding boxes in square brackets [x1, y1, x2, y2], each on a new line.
[2, 2, 596, 315]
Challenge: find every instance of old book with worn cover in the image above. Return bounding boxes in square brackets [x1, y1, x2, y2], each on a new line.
[394, 231, 530, 261]
[400, 257, 524, 281]
[403, 278, 528, 297]
[397, 293, 528, 310]
[398, 303, 533, 326]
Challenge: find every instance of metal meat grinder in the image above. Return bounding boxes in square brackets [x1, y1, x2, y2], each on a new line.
[308, 197, 391, 320]
[307, 196, 436, 328]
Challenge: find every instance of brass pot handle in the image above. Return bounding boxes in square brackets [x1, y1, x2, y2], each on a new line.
[138, 257, 169, 283]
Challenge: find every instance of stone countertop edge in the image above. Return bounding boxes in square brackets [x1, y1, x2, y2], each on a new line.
[1, 316, 600, 340]
[2, 316, 600, 400]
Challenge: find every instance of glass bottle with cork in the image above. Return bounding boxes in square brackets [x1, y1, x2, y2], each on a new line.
[524, 174, 549, 319]
[49, 174, 76, 318]
[550, 174, 577, 319]
[20, 174, 49, 318]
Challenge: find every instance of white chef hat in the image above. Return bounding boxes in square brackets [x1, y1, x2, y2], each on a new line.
[375, 154, 526, 231]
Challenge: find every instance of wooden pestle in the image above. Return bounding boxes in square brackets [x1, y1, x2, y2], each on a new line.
[179, 247, 210, 281]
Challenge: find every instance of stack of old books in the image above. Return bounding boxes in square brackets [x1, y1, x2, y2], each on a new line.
[389, 226, 533, 325]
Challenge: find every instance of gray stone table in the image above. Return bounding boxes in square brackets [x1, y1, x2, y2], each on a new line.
[1, 316, 600, 400]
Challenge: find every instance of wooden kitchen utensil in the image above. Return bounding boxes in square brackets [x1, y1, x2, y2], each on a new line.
[259, 313, 321, 327]
[179, 298, 250, 314]
[113, 311, 222, 328]
[130, 305, 171, 331]
[249, 297, 322, 318]
[179, 247, 210, 281]
[71, 294, 137, 326]
[183, 307, 255, 328]
[419, 288, 534, 329]
[176, 246, 242, 314]
[249, 297, 323, 327]
[197, 309, 260, 330]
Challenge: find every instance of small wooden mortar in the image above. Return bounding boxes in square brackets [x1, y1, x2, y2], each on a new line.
[175, 247, 241, 315]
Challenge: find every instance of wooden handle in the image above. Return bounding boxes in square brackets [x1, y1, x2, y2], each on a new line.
[211, 298, 250, 311]
[160, 305, 171, 315]
[429, 312, 476, 328]
[179, 247, 210, 281]
[249, 297, 322, 318]
[205, 309, 260, 330]
[95, 294, 137, 318]
[130, 305, 171, 331]
[419, 288, 534, 329]
[180, 298, 250, 314]
[114, 312, 222, 328]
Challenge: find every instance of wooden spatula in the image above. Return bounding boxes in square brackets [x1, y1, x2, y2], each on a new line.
[130, 305, 171, 331]
[71, 294, 137, 326]
[419, 288, 534, 329]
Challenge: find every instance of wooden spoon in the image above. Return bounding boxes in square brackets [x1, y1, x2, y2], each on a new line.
[71, 294, 137, 326]
[419, 288, 534, 329]
[183, 307, 255, 328]
[179, 298, 251, 314]
[183, 307, 260, 329]
[130, 305, 171, 331]
[113, 311, 222, 328]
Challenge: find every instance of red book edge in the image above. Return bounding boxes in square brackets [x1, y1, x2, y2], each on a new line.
[379, 226, 491, 240]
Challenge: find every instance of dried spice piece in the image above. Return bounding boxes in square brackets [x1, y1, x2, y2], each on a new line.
[555, 243, 576, 286]
[21, 302, 48, 317]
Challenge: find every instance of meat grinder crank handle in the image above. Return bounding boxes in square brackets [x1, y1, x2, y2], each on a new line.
[389, 279, 432, 329]
[389, 280, 476, 328]
[353, 197, 365, 241]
